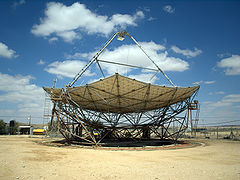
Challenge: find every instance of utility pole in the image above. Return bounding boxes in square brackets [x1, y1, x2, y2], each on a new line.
[28, 115, 31, 125]
[53, 78, 57, 88]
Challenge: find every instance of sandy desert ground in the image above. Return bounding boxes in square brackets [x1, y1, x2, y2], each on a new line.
[0, 135, 239, 180]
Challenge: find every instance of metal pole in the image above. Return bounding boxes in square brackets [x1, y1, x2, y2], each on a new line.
[53, 78, 57, 88]
[67, 32, 120, 88]
[28, 115, 31, 125]
[97, 59, 159, 72]
[126, 33, 175, 87]
[190, 108, 193, 136]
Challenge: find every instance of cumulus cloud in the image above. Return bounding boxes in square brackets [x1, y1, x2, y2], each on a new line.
[76, 41, 188, 75]
[45, 41, 189, 84]
[163, 5, 175, 14]
[45, 60, 96, 78]
[171, 45, 202, 58]
[0, 73, 43, 102]
[217, 55, 240, 75]
[0, 73, 45, 122]
[0, 42, 18, 59]
[31, 2, 144, 42]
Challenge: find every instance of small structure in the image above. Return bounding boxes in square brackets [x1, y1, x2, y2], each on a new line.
[19, 126, 33, 135]
[33, 129, 46, 135]
[187, 100, 200, 136]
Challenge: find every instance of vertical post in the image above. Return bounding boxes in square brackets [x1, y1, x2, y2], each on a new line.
[57, 107, 61, 134]
[50, 103, 56, 127]
[230, 126, 234, 139]
[28, 115, 31, 125]
[190, 108, 193, 136]
[53, 78, 57, 88]
[173, 120, 175, 134]
[217, 126, 219, 139]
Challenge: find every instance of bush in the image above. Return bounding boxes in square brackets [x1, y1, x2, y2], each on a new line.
[0, 120, 7, 135]
[48, 120, 58, 132]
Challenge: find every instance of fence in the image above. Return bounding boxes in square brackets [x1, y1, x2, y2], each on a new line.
[183, 126, 240, 140]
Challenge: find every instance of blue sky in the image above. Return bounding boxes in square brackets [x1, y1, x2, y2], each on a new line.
[0, 0, 239, 125]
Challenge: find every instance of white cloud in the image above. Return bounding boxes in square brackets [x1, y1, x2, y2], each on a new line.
[193, 80, 216, 85]
[37, 59, 45, 65]
[31, 2, 144, 42]
[200, 94, 240, 125]
[203, 94, 240, 108]
[45, 60, 96, 78]
[111, 11, 144, 28]
[0, 73, 42, 102]
[192, 81, 203, 85]
[204, 80, 215, 84]
[0, 42, 18, 59]
[0, 73, 45, 122]
[45, 42, 189, 84]
[222, 94, 240, 103]
[217, 55, 240, 75]
[76, 41, 188, 75]
[171, 45, 202, 58]
[56, 31, 81, 43]
[215, 91, 225, 95]
[163, 5, 175, 14]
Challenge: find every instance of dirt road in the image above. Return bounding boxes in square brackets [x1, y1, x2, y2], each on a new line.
[0, 136, 239, 180]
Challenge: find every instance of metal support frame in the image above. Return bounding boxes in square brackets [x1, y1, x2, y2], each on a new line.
[46, 30, 200, 145]
[49, 87, 199, 145]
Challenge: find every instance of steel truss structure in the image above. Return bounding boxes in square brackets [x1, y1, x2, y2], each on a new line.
[44, 31, 200, 145]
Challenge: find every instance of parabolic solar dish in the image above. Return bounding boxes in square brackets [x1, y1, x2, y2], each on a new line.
[44, 73, 199, 114]
[44, 31, 200, 145]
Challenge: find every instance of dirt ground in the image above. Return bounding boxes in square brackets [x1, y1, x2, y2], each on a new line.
[0, 136, 239, 180]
